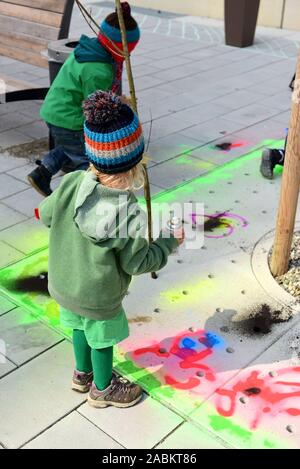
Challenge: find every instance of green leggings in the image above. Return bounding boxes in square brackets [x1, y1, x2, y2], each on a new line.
[72, 329, 113, 390]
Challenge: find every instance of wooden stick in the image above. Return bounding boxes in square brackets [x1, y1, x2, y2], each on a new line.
[115, 0, 157, 279]
[270, 49, 300, 277]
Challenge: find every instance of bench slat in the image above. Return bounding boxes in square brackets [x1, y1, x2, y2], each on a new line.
[2, 1, 65, 14]
[0, 14, 58, 41]
[0, 31, 48, 54]
[0, 43, 48, 68]
[0, 2, 62, 28]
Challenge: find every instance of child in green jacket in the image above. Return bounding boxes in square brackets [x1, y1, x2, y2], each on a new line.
[38, 91, 184, 408]
[28, 2, 140, 197]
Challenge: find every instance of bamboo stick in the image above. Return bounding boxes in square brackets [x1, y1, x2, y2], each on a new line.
[115, 0, 157, 279]
[270, 49, 300, 277]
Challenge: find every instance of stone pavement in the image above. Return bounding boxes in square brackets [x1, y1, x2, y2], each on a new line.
[0, 2, 300, 449]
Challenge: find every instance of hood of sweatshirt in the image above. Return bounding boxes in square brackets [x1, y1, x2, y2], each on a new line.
[74, 34, 114, 64]
[73, 171, 145, 243]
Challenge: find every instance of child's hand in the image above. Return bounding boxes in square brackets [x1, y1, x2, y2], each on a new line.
[174, 227, 185, 245]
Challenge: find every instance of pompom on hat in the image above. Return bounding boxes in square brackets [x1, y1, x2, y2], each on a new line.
[83, 91, 144, 174]
[98, 2, 140, 62]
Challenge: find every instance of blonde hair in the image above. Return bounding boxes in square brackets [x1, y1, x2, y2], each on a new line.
[90, 161, 145, 191]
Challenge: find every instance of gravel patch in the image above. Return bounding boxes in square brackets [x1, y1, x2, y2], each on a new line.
[276, 232, 300, 300]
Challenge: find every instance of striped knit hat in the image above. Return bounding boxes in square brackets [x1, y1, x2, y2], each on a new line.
[98, 2, 140, 62]
[83, 91, 144, 174]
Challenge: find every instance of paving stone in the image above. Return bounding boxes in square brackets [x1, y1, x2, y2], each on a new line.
[135, 183, 165, 198]
[0, 113, 35, 133]
[0, 218, 49, 255]
[0, 296, 17, 316]
[0, 241, 24, 268]
[271, 110, 290, 126]
[2, 187, 44, 217]
[147, 133, 203, 164]
[222, 104, 282, 127]
[235, 120, 287, 144]
[17, 121, 48, 140]
[142, 114, 193, 141]
[156, 422, 228, 449]
[190, 323, 300, 449]
[189, 134, 261, 165]
[209, 90, 263, 110]
[148, 155, 217, 189]
[0, 354, 16, 378]
[0, 341, 86, 449]
[23, 411, 123, 449]
[0, 173, 28, 199]
[7, 163, 33, 184]
[0, 154, 29, 172]
[78, 394, 183, 449]
[180, 117, 245, 143]
[0, 308, 63, 365]
[173, 102, 232, 126]
[0, 203, 27, 230]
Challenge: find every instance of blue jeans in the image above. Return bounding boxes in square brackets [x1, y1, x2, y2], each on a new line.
[42, 123, 89, 176]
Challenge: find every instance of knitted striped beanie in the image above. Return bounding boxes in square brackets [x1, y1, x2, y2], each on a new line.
[98, 3, 140, 62]
[83, 91, 144, 174]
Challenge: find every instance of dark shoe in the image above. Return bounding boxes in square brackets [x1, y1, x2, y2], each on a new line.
[71, 370, 93, 393]
[27, 163, 52, 197]
[88, 374, 143, 408]
[260, 149, 275, 179]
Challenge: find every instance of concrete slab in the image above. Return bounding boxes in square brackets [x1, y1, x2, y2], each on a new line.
[0, 296, 17, 316]
[78, 394, 183, 449]
[0, 218, 49, 255]
[0, 241, 24, 268]
[17, 121, 48, 141]
[2, 187, 43, 218]
[23, 411, 123, 449]
[7, 163, 33, 185]
[148, 155, 217, 189]
[0, 354, 16, 378]
[0, 154, 29, 173]
[0, 130, 32, 149]
[142, 114, 193, 142]
[147, 133, 203, 164]
[0, 307, 63, 365]
[0, 341, 87, 449]
[180, 118, 246, 143]
[173, 102, 232, 126]
[190, 323, 300, 449]
[222, 104, 283, 127]
[156, 422, 229, 449]
[0, 174, 28, 199]
[0, 203, 27, 230]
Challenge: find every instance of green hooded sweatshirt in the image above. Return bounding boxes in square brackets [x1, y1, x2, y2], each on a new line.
[40, 35, 115, 131]
[39, 171, 178, 320]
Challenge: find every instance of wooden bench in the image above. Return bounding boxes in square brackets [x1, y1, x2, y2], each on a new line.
[0, 0, 75, 103]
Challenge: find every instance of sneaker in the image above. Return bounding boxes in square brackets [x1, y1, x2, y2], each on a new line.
[27, 162, 52, 197]
[87, 374, 143, 408]
[71, 370, 93, 393]
[260, 148, 275, 179]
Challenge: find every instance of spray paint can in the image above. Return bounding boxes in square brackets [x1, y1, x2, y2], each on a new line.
[166, 213, 182, 254]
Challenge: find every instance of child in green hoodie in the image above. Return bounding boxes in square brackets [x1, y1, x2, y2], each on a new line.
[38, 91, 184, 408]
[28, 2, 140, 197]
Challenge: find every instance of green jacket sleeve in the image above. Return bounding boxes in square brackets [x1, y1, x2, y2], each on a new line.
[117, 232, 179, 276]
[82, 63, 114, 99]
[38, 190, 58, 228]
